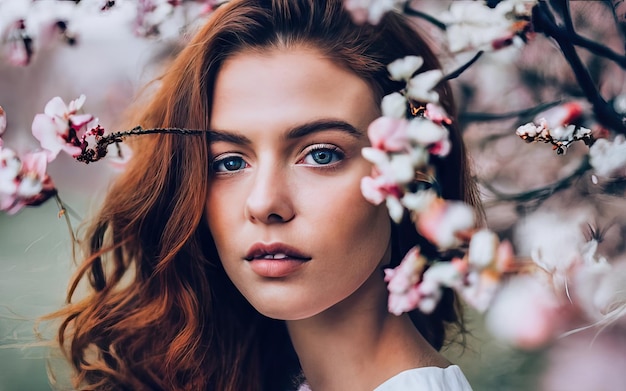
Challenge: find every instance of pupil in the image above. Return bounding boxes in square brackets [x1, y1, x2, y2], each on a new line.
[313, 150, 331, 164]
[225, 158, 242, 170]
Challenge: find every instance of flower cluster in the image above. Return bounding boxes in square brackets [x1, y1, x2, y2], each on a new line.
[439, 0, 536, 53]
[0, 95, 107, 214]
[515, 101, 593, 154]
[0, 0, 225, 66]
[361, 55, 514, 317]
[0, 107, 56, 214]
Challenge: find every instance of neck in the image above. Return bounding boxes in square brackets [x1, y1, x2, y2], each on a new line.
[286, 270, 450, 391]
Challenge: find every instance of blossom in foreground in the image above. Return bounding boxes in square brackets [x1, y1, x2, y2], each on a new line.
[31, 95, 95, 161]
[385, 247, 428, 315]
[485, 275, 566, 349]
[387, 55, 424, 82]
[415, 199, 475, 250]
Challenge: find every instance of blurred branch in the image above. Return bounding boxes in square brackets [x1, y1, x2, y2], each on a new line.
[459, 100, 562, 123]
[608, 0, 626, 45]
[442, 51, 484, 83]
[403, 2, 447, 30]
[533, 1, 626, 135]
[554, 0, 626, 68]
[481, 156, 591, 204]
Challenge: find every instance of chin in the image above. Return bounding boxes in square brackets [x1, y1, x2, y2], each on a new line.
[248, 299, 327, 321]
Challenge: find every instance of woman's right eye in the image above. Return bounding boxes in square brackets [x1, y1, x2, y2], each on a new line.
[212, 156, 248, 173]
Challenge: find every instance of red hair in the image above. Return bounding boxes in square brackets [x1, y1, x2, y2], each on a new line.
[45, 0, 480, 389]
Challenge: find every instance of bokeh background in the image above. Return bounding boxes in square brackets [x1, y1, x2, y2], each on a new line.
[1, 1, 625, 390]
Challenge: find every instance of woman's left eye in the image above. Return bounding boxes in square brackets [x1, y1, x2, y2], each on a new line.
[301, 146, 344, 165]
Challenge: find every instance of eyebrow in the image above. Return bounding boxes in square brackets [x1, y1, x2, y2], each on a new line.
[208, 119, 363, 145]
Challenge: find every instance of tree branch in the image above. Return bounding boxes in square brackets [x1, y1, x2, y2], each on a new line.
[459, 100, 562, 123]
[481, 156, 591, 204]
[533, 1, 626, 135]
[403, 2, 447, 30]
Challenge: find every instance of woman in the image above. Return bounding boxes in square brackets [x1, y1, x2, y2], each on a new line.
[49, 0, 478, 389]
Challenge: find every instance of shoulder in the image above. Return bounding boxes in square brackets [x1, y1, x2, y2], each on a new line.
[373, 365, 473, 391]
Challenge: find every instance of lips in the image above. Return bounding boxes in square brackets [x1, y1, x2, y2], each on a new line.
[244, 243, 312, 262]
[244, 243, 312, 278]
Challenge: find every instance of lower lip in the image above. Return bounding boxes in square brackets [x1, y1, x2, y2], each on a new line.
[248, 259, 307, 278]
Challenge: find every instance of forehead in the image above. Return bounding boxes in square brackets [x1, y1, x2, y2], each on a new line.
[210, 46, 379, 133]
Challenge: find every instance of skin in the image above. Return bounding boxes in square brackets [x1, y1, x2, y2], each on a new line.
[206, 46, 449, 390]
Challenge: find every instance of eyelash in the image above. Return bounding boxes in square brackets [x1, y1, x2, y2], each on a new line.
[210, 144, 345, 174]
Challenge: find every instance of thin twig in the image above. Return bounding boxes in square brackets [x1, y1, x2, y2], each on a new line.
[442, 51, 484, 83]
[481, 156, 591, 204]
[54, 193, 76, 260]
[459, 100, 562, 123]
[403, 2, 447, 30]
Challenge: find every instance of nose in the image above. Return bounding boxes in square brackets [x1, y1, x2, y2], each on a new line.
[245, 162, 295, 224]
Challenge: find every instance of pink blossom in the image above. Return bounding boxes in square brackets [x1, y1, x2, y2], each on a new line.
[32, 95, 94, 161]
[0, 149, 55, 215]
[367, 116, 410, 151]
[485, 275, 566, 349]
[458, 269, 501, 312]
[418, 261, 465, 313]
[416, 199, 475, 250]
[540, 101, 584, 129]
[424, 103, 452, 125]
[385, 247, 427, 315]
[0, 106, 6, 136]
[0, 146, 21, 195]
[360, 174, 397, 205]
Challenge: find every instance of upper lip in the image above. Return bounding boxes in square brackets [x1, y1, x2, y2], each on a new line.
[244, 242, 312, 261]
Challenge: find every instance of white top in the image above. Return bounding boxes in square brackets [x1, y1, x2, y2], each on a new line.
[297, 365, 473, 391]
[374, 365, 473, 391]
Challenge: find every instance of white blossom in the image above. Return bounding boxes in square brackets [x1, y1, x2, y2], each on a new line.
[468, 229, 499, 268]
[387, 55, 424, 81]
[406, 118, 449, 146]
[406, 69, 442, 103]
[381, 92, 407, 119]
[589, 135, 626, 178]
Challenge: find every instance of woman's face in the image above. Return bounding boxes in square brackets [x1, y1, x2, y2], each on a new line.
[206, 46, 391, 320]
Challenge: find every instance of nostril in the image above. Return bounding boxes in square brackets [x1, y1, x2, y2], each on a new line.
[267, 213, 285, 223]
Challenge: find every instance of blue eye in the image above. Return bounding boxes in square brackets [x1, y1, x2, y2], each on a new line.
[212, 156, 247, 172]
[303, 147, 344, 165]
